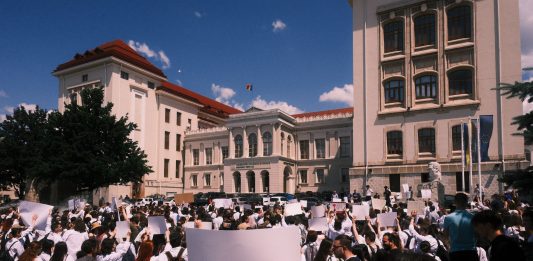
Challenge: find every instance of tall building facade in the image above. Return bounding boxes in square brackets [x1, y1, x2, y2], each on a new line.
[349, 0, 527, 196]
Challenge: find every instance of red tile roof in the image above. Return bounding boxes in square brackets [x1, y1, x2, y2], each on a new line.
[292, 107, 353, 118]
[54, 39, 166, 78]
[159, 81, 242, 118]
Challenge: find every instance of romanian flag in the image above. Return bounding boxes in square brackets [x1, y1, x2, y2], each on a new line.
[246, 83, 253, 91]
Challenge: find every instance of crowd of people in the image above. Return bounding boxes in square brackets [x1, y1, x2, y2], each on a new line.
[0, 188, 531, 261]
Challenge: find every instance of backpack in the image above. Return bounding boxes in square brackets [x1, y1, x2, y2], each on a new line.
[435, 239, 449, 261]
[164, 247, 185, 261]
[303, 242, 318, 261]
[121, 245, 135, 261]
[0, 241, 19, 261]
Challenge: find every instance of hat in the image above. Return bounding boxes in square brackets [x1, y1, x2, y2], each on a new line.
[91, 222, 102, 230]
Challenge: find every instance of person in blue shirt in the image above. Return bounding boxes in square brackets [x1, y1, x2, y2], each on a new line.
[443, 192, 478, 261]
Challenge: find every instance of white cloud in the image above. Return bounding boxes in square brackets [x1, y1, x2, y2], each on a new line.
[520, 0, 533, 69]
[251, 96, 303, 114]
[272, 19, 287, 32]
[128, 40, 171, 69]
[0, 103, 37, 122]
[319, 84, 354, 106]
[211, 83, 236, 103]
[194, 11, 203, 18]
[0, 90, 7, 98]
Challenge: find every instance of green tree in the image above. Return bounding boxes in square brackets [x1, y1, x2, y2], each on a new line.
[498, 80, 533, 194]
[42, 87, 152, 194]
[0, 105, 49, 199]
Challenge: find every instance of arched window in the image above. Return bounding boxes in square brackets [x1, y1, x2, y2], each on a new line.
[448, 5, 472, 41]
[449, 70, 473, 95]
[263, 132, 272, 156]
[384, 79, 405, 103]
[387, 131, 403, 156]
[248, 133, 257, 157]
[384, 21, 404, 53]
[418, 128, 436, 154]
[452, 125, 462, 151]
[414, 14, 436, 47]
[234, 135, 243, 158]
[415, 75, 438, 99]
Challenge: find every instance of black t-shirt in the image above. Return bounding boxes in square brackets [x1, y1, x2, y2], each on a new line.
[489, 235, 525, 261]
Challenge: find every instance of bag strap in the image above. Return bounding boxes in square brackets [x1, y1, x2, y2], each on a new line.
[177, 247, 185, 260]
[165, 251, 175, 261]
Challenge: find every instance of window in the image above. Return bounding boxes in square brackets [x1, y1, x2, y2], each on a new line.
[421, 173, 430, 183]
[204, 173, 211, 187]
[120, 71, 129, 80]
[148, 81, 155, 89]
[222, 146, 229, 160]
[418, 128, 436, 154]
[176, 134, 181, 151]
[191, 174, 198, 187]
[82, 74, 88, 82]
[315, 169, 325, 184]
[449, 70, 473, 96]
[448, 5, 472, 41]
[414, 14, 436, 47]
[341, 168, 349, 183]
[69, 93, 78, 105]
[175, 160, 180, 178]
[176, 112, 181, 126]
[164, 159, 169, 178]
[415, 75, 438, 99]
[340, 137, 351, 158]
[452, 125, 462, 151]
[389, 174, 401, 192]
[383, 21, 404, 53]
[316, 139, 325, 159]
[263, 132, 272, 156]
[299, 170, 308, 184]
[164, 131, 170, 150]
[455, 171, 471, 192]
[205, 148, 212, 165]
[248, 133, 258, 157]
[387, 131, 403, 156]
[300, 140, 309, 159]
[234, 135, 243, 158]
[193, 149, 199, 165]
[384, 79, 405, 103]
[165, 109, 170, 123]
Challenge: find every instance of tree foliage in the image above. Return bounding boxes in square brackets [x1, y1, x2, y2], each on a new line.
[0, 88, 152, 198]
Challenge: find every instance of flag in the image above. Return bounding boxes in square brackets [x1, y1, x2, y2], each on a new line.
[462, 122, 470, 165]
[246, 84, 253, 91]
[479, 115, 494, 162]
[472, 118, 479, 163]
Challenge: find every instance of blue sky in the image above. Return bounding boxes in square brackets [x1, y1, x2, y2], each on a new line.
[1, 0, 532, 120]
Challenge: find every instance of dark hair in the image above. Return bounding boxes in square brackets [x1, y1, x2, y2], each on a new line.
[41, 239, 54, 255]
[335, 234, 352, 249]
[50, 242, 68, 261]
[364, 231, 376, 242]
[455, 193, 469, 207]
[472, 210, 503, 230]
[305, 230, 318, 244]
[169, 231, 183, 248]
[77, 238, 98, 259]
[100, 238, 115, 256]
[314, 237, 333, 261]
[74, 219, 86, 232]
[419, 241, 431, 253]
[19, 241, 42, 261]
[384, 232, 401, 249]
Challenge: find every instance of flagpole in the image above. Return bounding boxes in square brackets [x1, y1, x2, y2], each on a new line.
[461, 121, 465, 192]
[469, 117, 473, 196]
[477, 117, 482, 196]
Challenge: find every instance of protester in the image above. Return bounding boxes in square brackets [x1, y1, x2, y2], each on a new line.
[443, 192, 478, 260]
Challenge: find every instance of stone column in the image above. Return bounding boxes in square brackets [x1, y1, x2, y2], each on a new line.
[257, 125, 263, 157]
[229, 129, 234, 158]
[243, 126, 248, 158]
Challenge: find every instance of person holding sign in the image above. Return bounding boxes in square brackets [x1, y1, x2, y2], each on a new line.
[408, 211, 438, 255]
[365, 185, 373, 201]
[5, 216, 37, 260]
[333, 235, 361, 261]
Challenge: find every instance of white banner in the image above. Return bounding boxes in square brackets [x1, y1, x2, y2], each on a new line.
[116, 221, 130, 239]
[308, 217, 328, 232]
[371, 198, 386, 210]
[147, 216, 166, 235]
[284, 203, 303, 216]
[407, 201, 426, 215]
[185, 227, 301, 261]
[19, 201, 53, 231]
[352, 205, 369, 221]
[311, 205, 325, 218]
[377, 212, 397, 228]
[214, 198, 233, 209]
[421, 189, 432, 199]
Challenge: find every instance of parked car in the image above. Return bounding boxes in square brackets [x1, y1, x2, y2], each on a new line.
[272, 193, 296, 201]
[269, 196, 288, 206]
[231, 197, 247, 205]
[134, 198, 153, 207]
[300, 197, 321, 208]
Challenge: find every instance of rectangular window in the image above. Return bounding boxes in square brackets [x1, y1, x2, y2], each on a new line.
[69, 93, 78, 105]
[176, 112, 182, 126]
[175, 160, 180, 178]
[165, 109, 170, 123]
[452, 125, 462, 151]
[187, 119, 192, 130]
[204, 173, 211, 187]
[315, 139, 325, 159]
[384, 21, 404, 53]
[389, 174, 400, 192]
[82, 74, 88, 82]
[176, 134, 181, 151]
[164, 131, 170, 150]
[340, 137, 351, 158]
[147, 81, 155, 89]
[299, 170, 308, 184]
[205, 148, 212, 165]
[418, 128, 436, 154]
[299, 140, 309, 159]
[315, 169, 325, 184]
[164, 159, 169, 178]
[341, 168, 349, 183]
[120, 71, 129, 80]
[387, 131, 403, 156]
[193, 149, 199, 166]
[222, 146, 229, 160]
[455, 171, 471, 193]
[191, 175, 198, 187]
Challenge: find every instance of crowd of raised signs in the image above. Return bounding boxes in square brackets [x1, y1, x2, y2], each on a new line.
[0, 188, 531, 261]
